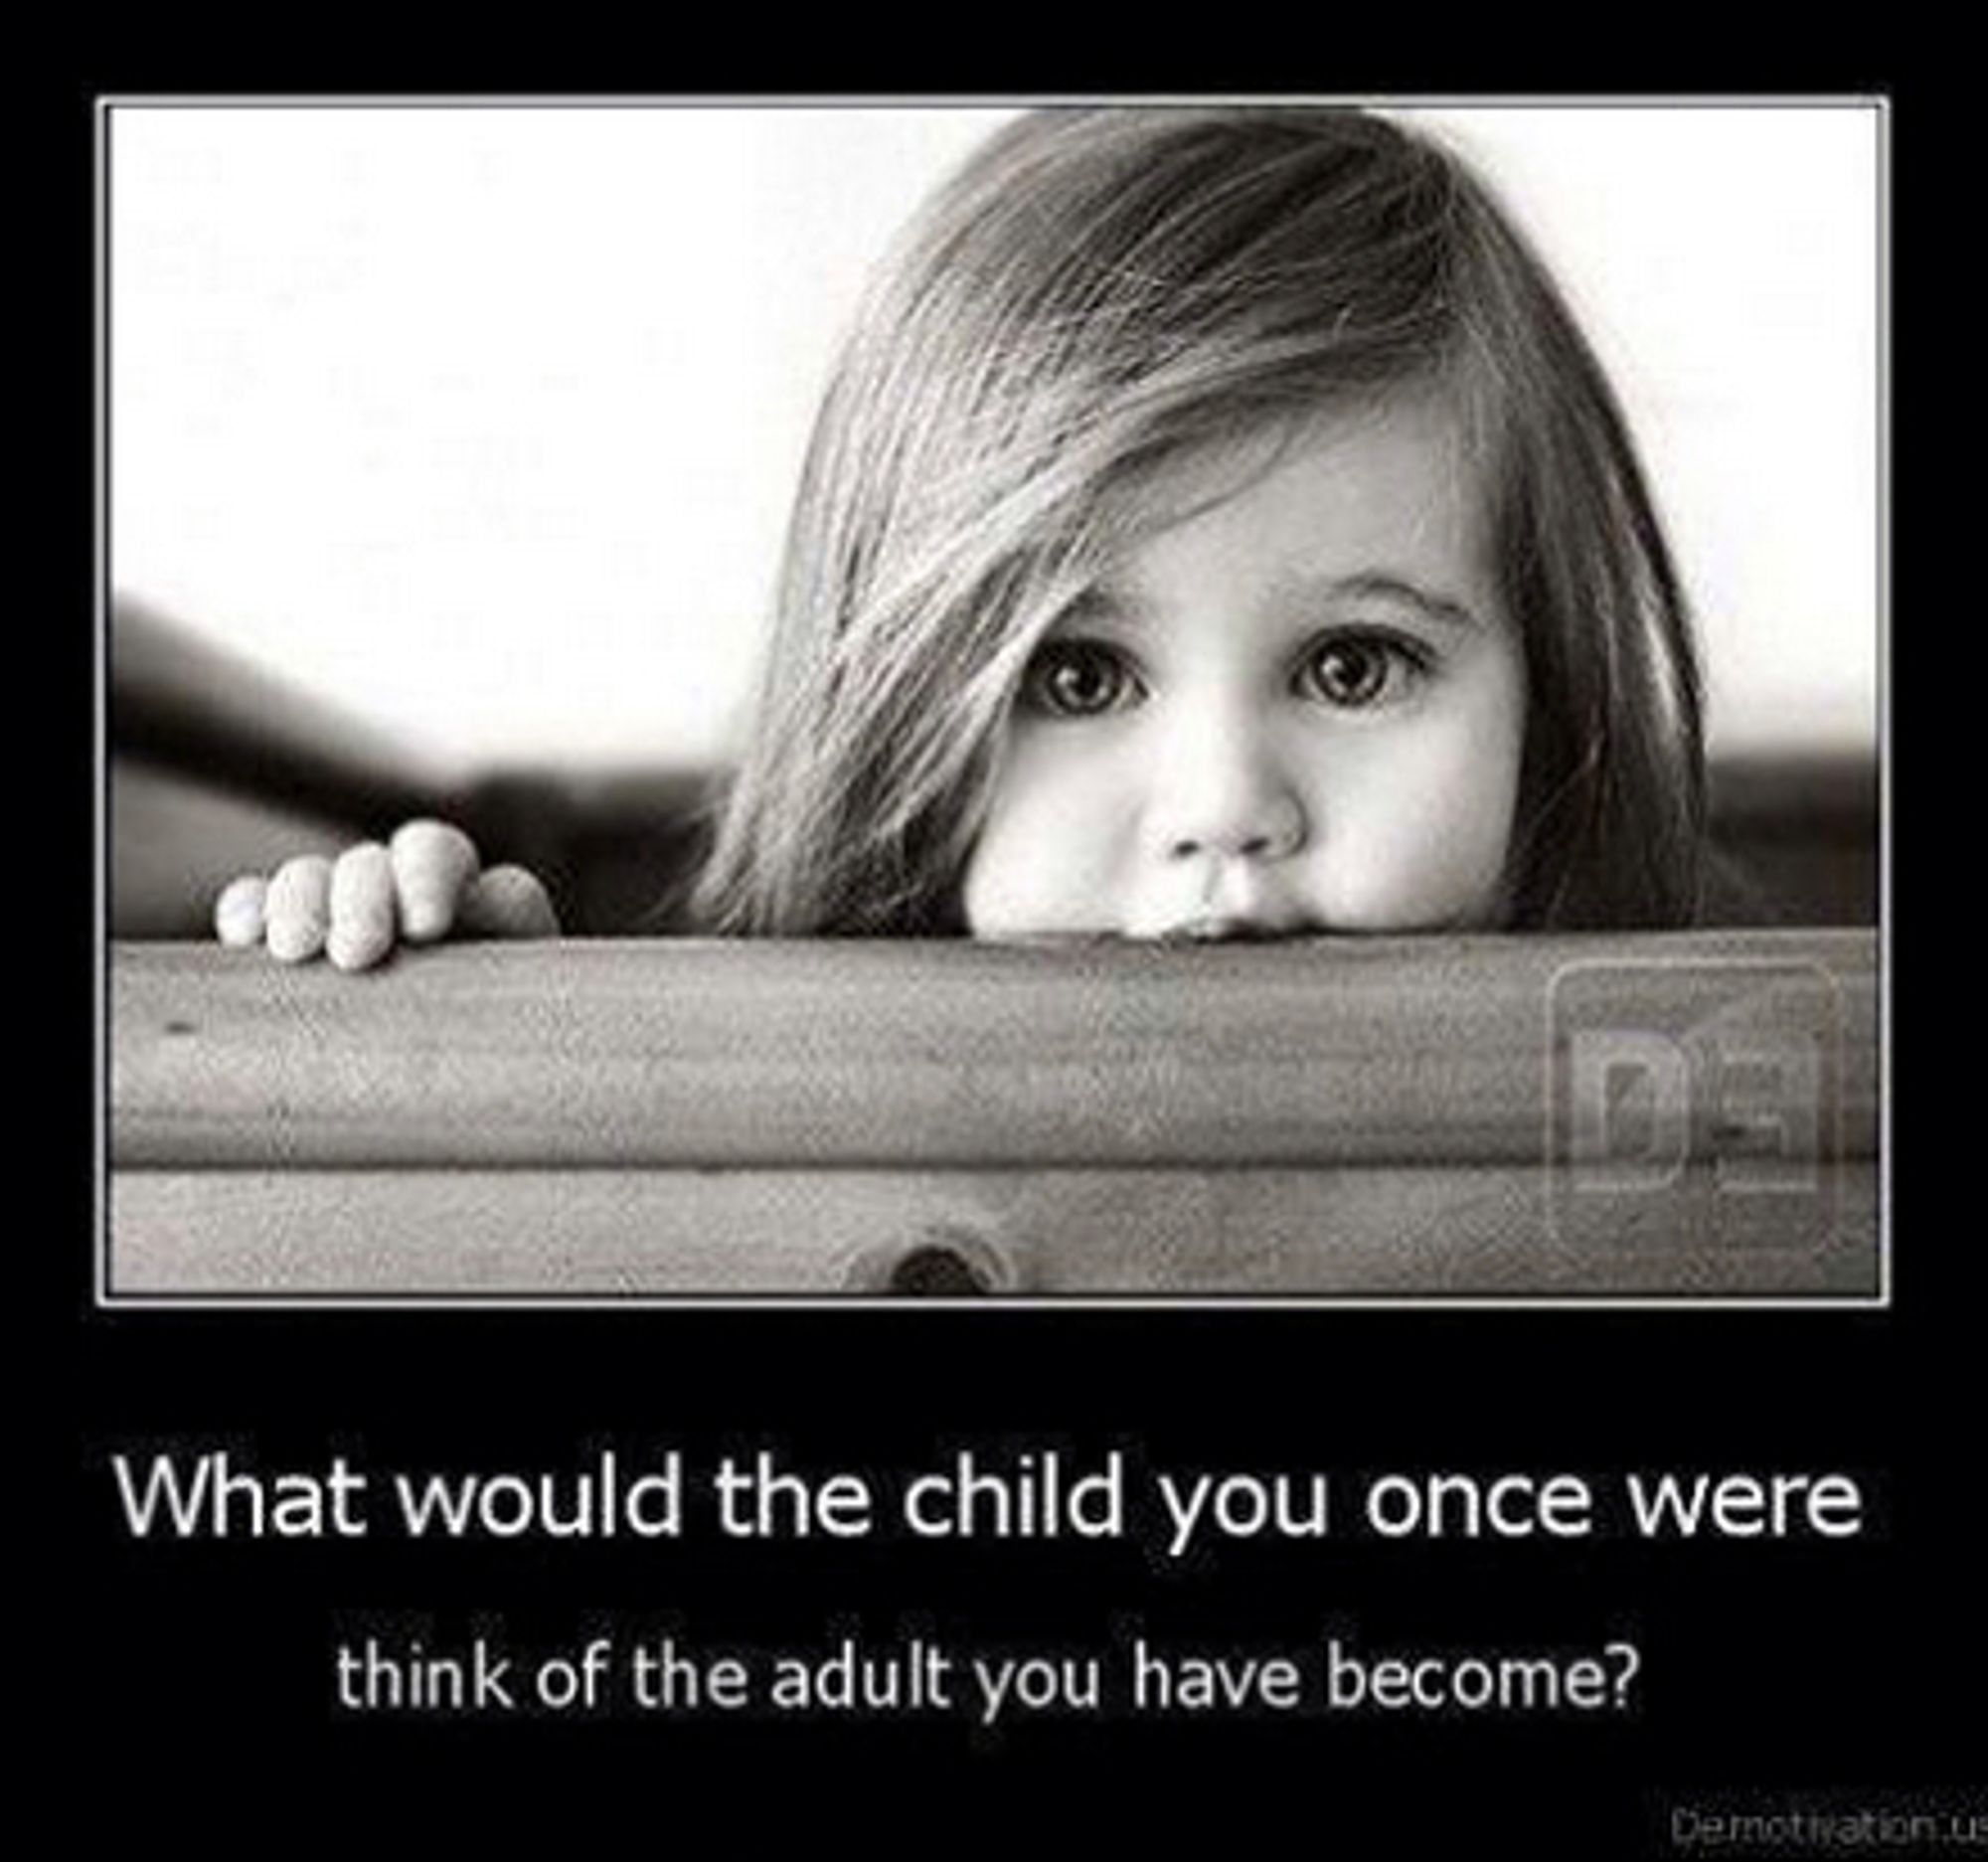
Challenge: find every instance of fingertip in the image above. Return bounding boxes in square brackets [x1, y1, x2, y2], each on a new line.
[326, 926, 392, 971]
[215, 875, 269, 948]
[391, 819, 480, 870]
[391, 819, 481, 942]
[265, 855, 333, 963]
[461, 865, 561, 938]
[328, 843, 396, 971]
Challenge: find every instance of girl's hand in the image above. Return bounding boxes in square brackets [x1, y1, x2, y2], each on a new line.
[213, 820, 560, 970]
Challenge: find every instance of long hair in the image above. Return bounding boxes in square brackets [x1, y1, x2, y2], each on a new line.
[690, 107, 1704, 934]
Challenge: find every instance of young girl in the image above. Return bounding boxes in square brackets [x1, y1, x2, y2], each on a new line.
[215, 105, 1703, 967]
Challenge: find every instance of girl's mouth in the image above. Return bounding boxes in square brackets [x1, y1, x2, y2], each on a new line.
[1152, 915, 1302, 943]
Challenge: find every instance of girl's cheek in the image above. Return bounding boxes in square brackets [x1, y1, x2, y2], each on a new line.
[961, 731, 1133, 934]
[1417, 644, 1528, 913]
[1437, 709, 1528, 922]
[1314, 680, 1525, 926]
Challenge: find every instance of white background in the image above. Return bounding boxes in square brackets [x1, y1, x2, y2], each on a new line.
[109, 102, 1882, 780]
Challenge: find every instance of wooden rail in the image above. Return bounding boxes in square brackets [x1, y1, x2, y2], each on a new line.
[107, 930, 1879, 1299]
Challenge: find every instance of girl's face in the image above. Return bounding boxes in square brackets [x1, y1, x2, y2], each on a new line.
[960, 397, 1528, 938]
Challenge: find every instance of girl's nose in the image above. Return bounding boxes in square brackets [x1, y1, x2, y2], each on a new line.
[1146, 713, 1307, 864]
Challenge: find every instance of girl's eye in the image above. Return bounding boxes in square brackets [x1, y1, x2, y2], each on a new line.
[1020, 639, 1142, 719]
[1295, 632, 1429, 710]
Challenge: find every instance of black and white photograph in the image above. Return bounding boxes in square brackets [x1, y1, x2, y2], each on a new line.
[77, 91, 1988, 1844]
[103, 100, 1881, 1301]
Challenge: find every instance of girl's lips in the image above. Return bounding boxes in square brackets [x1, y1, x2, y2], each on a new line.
[1151, 915, 1309, 942]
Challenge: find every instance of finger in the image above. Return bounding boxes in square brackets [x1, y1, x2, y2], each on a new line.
[390, 819, 481, 943]
[327, 842, 397, 971]
[459, 865, 561, 939]
[214, 875, 269, 949]
[264, 855, 334, 963]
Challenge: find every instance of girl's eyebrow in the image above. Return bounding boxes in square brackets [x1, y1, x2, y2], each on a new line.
[1046, 586, 1137, 634]
[1284, 571, 1483, 631]
[1055, 570, 1484, 636]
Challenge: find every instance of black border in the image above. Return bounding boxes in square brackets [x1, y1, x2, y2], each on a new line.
[70, 76, 1979, 1840]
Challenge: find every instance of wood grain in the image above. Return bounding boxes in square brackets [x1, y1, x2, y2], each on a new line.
[111, 1163, 1879, 1298]
[113, 931, 1876, 1171]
